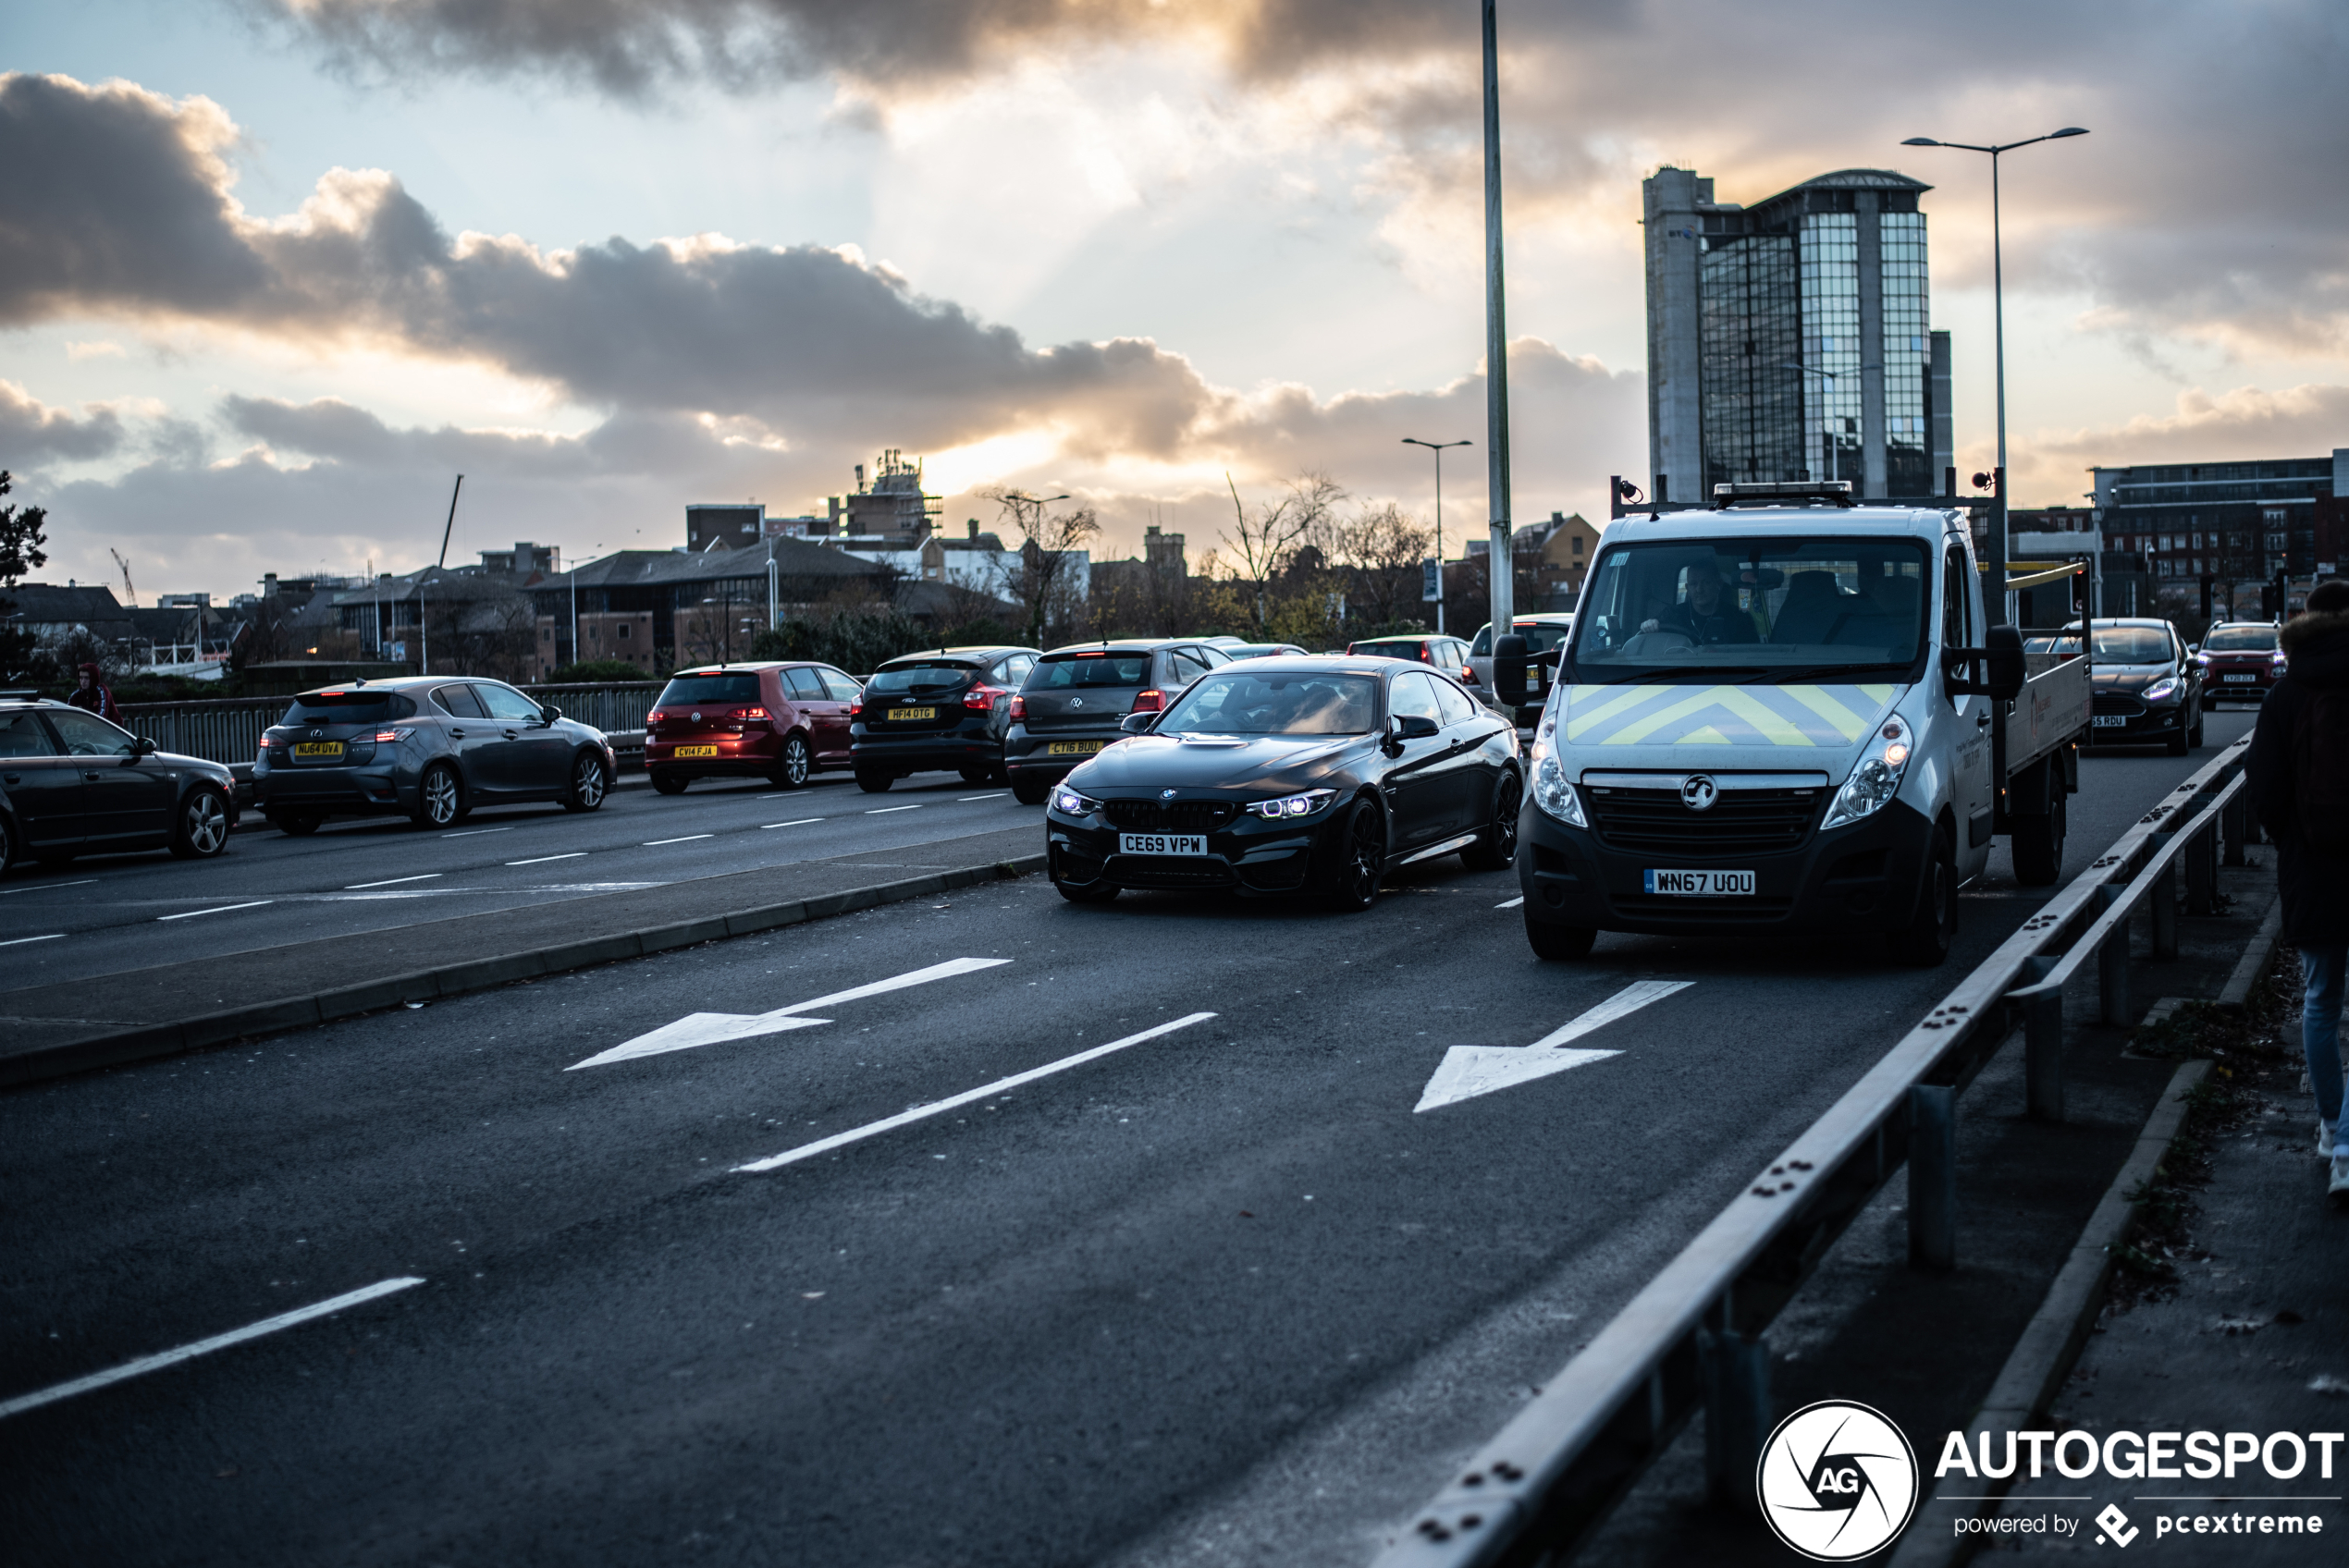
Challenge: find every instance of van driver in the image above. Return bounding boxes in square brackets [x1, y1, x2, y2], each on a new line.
[1640, 559, 1759, 645]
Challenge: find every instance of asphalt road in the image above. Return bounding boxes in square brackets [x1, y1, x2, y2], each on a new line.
[0, 715, 2253, 1567]
[0, 767, 1035, 988]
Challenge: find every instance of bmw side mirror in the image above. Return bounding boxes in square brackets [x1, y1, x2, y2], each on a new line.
[1493, 634, 1529, 705]
[1395, 714, 1440, 741]
[1119, 711, 1155, 735]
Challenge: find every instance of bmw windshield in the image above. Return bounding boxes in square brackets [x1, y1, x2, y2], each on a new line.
[1156, 671, 1378, 736]
[1571, 536, 1931, 682]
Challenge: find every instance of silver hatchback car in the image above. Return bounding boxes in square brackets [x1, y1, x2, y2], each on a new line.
[254, 676, 616, 833]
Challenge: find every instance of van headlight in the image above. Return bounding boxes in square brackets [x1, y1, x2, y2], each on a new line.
[1531, 750, 1586, 827]
[1822, 714, 1912, 831]
[1247, 789, 1334, 819]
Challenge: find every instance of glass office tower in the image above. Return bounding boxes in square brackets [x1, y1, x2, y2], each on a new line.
[1645, 167, 1950, 505]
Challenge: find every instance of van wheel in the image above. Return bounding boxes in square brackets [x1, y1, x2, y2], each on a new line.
[2011, 787, 2066, 887]
[855, 767, 892, 794]
[412, 764, 462, 828]
[1322, 798, 1386, 913]
[1890, 823, 1958, 966]
[170, 786, 232, 858]
[1460, 770, 1521, 871]
[1524, 915, 1597, 961]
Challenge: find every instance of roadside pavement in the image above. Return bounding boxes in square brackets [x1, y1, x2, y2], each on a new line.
[1990, 941, 2349, 1562]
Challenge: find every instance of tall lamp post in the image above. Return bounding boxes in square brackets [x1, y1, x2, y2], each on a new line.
[1480, 0, 1515, 644]
[1899, 127, 2088, 623]
[1402, 437, 1471, 633]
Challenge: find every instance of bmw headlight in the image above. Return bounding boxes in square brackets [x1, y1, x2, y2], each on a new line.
[1822, 714, 1912, 831]
[1248, 788, 1334, 819]
[2140, 678, 2180, 704]
[1052, 785, 1101, 815]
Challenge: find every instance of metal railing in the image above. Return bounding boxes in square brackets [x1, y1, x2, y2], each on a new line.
[1373, 734, 2256, 1566]
[117, 681, 664, 767]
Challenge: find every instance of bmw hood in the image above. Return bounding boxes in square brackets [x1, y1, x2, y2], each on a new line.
[1552, 681, 1895, 778]
[1066, 732, 1367, 793]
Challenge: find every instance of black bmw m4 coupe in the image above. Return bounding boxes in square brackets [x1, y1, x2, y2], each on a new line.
[1042, 656, 1521, 911]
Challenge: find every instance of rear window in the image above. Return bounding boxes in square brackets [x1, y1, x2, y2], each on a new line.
[2204, 626, 2277, 652]
[1514, 623, 1573, 655]
[1347, 641, 1425, 659]
[2091, 626, 2172, 664]
[657, 674, 762, 706]
[283, 692, 416, 726]
[867, 660, 978, 695]
[1030, 654, 1151, 688]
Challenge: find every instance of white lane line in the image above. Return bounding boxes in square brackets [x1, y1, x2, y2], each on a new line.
[0, 1277, 425, 1422]
[346, 873, 443, 889]
[0, 878, 98, 897]
[866, 804, 924, 815]
[958, 793, 1007, 802]
[643, 834, 714, 846]
[156, 900, 274, 923]
[760, 818, 822, 829]
[0, 933, 65, 948]
[507, 852, 586, 866]
[734, 1012, 1218, 1173]
[1494, 895, 1525, 909]
[568, 955, 1016, 1070]
[439, 827, 512, 838]
[1415, 980, 1694, 1112]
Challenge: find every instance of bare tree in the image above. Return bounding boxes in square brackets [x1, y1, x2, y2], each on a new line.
[983, 486, 1100, 646]
[1336, 501, 1433, 627]
[1221, 471, 1345, 634]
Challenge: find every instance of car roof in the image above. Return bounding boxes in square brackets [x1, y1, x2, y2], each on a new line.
[1039, 638, 1187, 655]
[1195, 654, 1403, 676]
[875, 645, 1035, 667]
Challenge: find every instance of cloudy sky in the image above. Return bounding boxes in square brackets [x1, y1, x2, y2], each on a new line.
[4, 0, 2344, 601]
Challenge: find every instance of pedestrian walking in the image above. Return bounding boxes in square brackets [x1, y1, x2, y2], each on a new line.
[65, 662, 121, 723]
[2247, 578, 2349, 1206]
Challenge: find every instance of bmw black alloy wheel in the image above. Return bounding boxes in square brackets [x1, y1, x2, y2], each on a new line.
[1324, 798, 1385, 912]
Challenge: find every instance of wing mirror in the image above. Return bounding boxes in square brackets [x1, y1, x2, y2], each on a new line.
[131, 735, 158, 757]
[1384, 714, 1441, 753]
[539, 703, 562, 724]
[1119, 710, 1156, 735]
[1493, 634, 1529, 705]
[1946, 624, 2026, 702]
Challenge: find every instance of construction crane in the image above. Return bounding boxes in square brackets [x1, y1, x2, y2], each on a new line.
[109, 547, 137, 607]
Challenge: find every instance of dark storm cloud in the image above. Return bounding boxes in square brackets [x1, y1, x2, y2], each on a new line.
[0, 74, 1228, 455]
[0, 382, 127, 462]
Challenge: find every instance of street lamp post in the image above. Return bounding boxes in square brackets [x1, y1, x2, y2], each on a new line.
[1480, 0, 1514, 645]
[1402, 437, 1472, 633]
[1900, 127, 2088, 624]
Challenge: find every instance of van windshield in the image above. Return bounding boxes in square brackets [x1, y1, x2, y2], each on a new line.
[1571, 536, 1930, 682]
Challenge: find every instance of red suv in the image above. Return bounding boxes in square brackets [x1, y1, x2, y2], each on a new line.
[2196, 621, 2284, 703]
[646, 662, 863, 793]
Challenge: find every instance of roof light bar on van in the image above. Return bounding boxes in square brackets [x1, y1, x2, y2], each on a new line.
[1709, 481, 1856, 509]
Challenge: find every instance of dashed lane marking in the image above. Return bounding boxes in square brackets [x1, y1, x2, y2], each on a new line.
[734, 1012, 1218, 1174]
[439, 827, 513, 838]
[156, 900, 274, 922]
[0, 1278, 425, 1422]
[0, 933, 64, 947]
[761, 818, 823, 829]
[866, 804, 924, 815]
[958, 793, 1007, 802]
[1495, 895, 1525, 909]
[0, 878, 98, 897]
[642, 834, 714, 846]
[345, 873, 442, 889]
[507, 852, 586, 866]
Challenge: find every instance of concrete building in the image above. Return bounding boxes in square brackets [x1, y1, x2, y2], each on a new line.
[1644, 166, 1953, 504]
[2091, 451, 2348, 593]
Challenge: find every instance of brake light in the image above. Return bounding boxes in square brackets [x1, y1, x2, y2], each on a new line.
[1132, 689, 1166, 714]
[965, 683, 1009, 711]
[647, 709, 666, 724]
[258, 736, 283, 750]
[733, 706, 769, 722]
[1460, 665, 1479, 683]
[1009, 693, 1027, 720]
[849, 699, 863, 717]
[373, 728, 414, 743]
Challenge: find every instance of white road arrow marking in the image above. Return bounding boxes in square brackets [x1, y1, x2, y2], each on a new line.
[567, 956, 1013, 1070]
[1413, 979, 1693, 1112]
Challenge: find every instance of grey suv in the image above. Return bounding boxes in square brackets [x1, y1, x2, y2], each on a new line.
[254, 677, 616, 833]
[1002, 640, 1231, 804]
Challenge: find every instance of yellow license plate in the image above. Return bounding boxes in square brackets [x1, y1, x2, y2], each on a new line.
[1045, 741, 1104, 756]
[672, 744, 719, 758]
[892, 707, 937, 721]
[293, 741, 344, 759]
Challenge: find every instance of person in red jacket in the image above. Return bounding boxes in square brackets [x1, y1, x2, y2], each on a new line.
[65, 662, 122, 723]
[2247, 578, 2349, 1207]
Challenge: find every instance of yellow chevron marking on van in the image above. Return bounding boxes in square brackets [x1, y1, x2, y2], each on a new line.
[1608, 689, 1740, 746]
[1561, 684, 1661, 742]
[1678, 725, 1732, 744]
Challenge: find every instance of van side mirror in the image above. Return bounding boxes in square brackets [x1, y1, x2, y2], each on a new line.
[1119, 711, 1155, 735]
[1493, 634, 1529, 705]
[1946, 624, 2025, 702]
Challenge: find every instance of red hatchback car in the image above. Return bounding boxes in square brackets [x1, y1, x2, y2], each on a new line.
[2196, 621, 2285, 703]
[646, 662, 863, 793]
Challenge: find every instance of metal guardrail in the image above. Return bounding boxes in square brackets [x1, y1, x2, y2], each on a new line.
[1374, 733, 2256, 1566]
[117, 682, 664, 767]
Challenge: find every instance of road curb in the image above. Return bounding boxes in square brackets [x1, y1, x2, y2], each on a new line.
[0, 852, 1046, 1091]
[2217, 896, 2284, 1012]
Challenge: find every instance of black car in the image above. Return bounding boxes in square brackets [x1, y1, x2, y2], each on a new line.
[1003, 639, 1233, 805]
[849, 645, 1039, 792]
[2084, 619, 2204, 754]
[1043, 657, 1520, 910]
[0, 698, 239, 872]
[254, 677, 616, 832]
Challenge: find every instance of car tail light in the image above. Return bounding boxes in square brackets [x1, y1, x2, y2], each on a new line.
[849, 698, 863, 717]
[647, 709, 666, 724]
[373, 728, 414, 743]
[1460, 664, 1479, 684]
[1132, 688, 1166, 714]
[733, 706, 769, 722]
[965, 683, 1009, 711]
[1009, 693, 1027, 720]
[258, 735, 283, 750]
